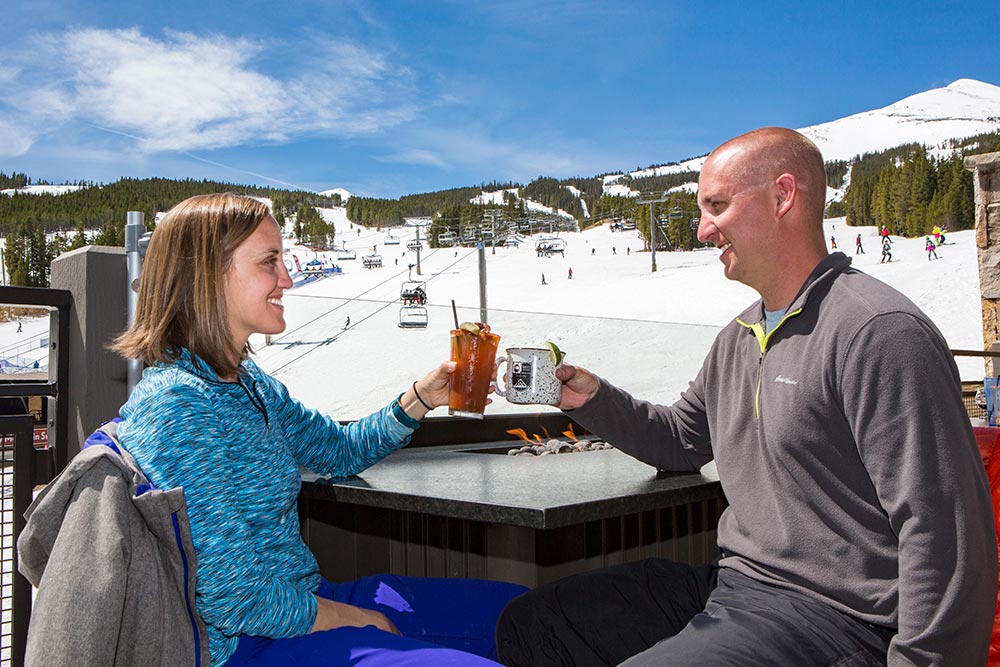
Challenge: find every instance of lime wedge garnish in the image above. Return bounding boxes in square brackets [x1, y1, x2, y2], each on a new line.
[546, 341, 565, 366]
[459, 322, 482, 335]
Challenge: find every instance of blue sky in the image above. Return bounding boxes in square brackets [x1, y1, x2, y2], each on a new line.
[2, 0, 998, 198]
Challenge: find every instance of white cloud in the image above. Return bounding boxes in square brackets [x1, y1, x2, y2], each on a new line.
[400, 126, 581, 181]
[0, 27, 419, 156]
[0, 120, 36, 156]
[378, 148, 450, 168]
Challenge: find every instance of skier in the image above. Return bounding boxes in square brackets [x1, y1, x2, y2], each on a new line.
[591, 248, 595, 256]
[879, 225, 892, 244]
[926, 236, 939, 261]
[612, 247, 617, 255]
[855, 234, 864, 255]
[830, 236, 837, 250]
[627, 247, 630, 255]
[16, 321, 22, 333]
[343, 316, 351, 330]
[568, 267, 573, 280]
[541, 274, 547, 285]
[880, 238, 893, 263]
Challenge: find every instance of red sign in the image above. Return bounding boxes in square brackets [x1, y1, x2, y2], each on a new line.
[0, 427, 48, 449]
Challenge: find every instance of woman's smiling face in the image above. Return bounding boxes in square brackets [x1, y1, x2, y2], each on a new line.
[223, 216, 293, 348]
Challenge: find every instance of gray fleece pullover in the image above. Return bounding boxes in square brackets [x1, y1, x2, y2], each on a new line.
[17, 422, 211, 666]
[570, 252, 997, 665]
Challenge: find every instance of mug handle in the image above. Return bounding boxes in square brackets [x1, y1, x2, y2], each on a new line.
[494, 356, 508, 397]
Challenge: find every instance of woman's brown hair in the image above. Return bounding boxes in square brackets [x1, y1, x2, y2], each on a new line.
[111, 193, 274, 378]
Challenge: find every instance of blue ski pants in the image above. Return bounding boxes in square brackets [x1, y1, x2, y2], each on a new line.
[226, 574, 527, 666]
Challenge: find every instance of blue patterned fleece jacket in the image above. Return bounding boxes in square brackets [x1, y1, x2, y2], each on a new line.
[117, 348, 418, 666]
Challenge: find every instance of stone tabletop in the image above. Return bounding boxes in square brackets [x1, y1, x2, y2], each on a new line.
[300, 443, 722, 530]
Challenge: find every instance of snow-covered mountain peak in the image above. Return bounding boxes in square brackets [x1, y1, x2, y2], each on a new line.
[318, 187, 353, 202]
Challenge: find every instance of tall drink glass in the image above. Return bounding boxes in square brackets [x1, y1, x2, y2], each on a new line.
[449, 325, 501, 418]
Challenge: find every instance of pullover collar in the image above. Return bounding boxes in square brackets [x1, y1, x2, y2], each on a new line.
[736, 252, 853, 326]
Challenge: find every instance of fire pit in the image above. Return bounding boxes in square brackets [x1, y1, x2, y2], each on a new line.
[469, 422, 616, 456]
[506, 438, 613, 456]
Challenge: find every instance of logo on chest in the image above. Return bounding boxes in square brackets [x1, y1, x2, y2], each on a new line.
[773, 375, 798, 386]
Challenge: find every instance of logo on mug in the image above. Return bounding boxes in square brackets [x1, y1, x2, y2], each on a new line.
[496, 348, 561, 406]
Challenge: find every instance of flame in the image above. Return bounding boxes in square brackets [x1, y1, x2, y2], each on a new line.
[506, 428, 543, 444]
[507, 422, 579, 444]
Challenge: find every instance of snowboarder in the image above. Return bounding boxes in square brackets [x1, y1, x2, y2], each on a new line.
[926, 237, 939, 260]
[855, 234, 864, 254]
[880, 238, 892, 263]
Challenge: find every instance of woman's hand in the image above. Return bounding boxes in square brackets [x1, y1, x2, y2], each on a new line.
[311, 596, 401, 635]
[399, 361, 457, 420]
[555, 363, 600, 410]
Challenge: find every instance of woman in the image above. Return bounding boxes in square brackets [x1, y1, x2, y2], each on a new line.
[112, 193, 524, 666]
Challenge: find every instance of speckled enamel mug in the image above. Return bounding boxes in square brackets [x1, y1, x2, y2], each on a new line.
[495, 347, 562, 406]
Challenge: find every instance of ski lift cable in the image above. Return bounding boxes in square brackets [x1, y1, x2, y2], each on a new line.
[266, 248, 478, 374]
[269, 245, 471, 347]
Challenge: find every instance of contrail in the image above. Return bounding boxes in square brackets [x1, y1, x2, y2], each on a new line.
[180, 152, 311, 191]
[86, 122, 313, 192]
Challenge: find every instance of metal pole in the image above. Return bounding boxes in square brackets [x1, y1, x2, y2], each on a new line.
[124, 211, 145, 394]
[649, 201, 657, 273]
[637, 191, 669, 273]
[477, 242, 488, 324]
[415, 227, 422, 276]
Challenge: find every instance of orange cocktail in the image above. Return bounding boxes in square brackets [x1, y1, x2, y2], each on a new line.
[449, 323, 501, 418]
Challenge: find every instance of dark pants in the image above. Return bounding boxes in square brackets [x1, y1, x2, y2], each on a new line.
[496, 559, 892, 667]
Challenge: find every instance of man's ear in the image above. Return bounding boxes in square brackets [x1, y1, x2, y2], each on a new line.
[775, 173, 796, 219]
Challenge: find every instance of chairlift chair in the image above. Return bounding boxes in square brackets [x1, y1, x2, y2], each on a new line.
[400, 280, 428, 305]
[398, 305, 428, 329]
[406, 240, 423, 251]
[336, 247, 357, 260]
[384, 232, 401, 245]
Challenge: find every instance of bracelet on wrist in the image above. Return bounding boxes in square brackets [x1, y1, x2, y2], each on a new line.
[412, 381, 433, 411]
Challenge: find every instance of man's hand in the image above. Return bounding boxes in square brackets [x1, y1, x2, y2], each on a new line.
[555, 363, 600, 410]
[311, 596, 401, 635]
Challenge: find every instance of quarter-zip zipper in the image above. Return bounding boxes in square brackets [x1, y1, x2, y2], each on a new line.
[736, 307, 803, 418]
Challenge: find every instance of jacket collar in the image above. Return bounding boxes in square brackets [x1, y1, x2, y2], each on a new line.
[735, 252, 853, 324]
[160, 347, 254, 385]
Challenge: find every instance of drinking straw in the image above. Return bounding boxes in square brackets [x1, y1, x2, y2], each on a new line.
[451, 300, 460, 329]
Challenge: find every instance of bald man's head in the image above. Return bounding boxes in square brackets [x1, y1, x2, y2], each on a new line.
[705, 127, 827, 223]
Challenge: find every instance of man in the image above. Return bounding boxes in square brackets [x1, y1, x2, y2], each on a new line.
[496, 128, 996, 666]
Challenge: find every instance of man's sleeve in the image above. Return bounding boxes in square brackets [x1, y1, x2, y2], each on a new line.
[841, 312, 997, 664]
[568, 364, 714, 472]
